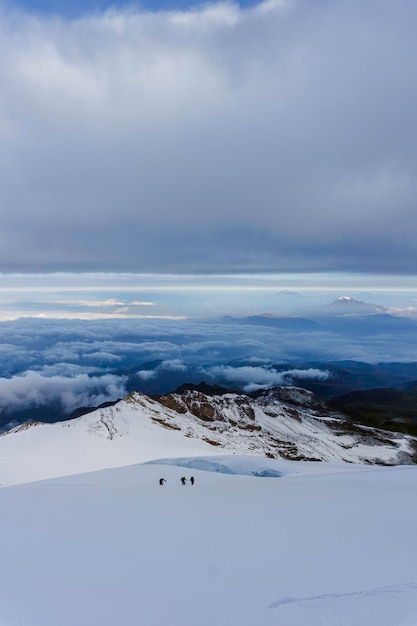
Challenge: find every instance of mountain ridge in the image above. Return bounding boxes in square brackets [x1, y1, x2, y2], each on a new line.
[1, 385, 416, 486]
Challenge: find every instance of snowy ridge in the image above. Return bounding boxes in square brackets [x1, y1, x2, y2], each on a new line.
[1, 386, 415, 486]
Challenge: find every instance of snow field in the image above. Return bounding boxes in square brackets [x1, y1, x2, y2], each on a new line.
[0, 458, 416, 626]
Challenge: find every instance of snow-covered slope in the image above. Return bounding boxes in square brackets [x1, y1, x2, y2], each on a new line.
[1, 388, 415, 486]
[0, 457, 416, 626]
[0, 394, 218, 486]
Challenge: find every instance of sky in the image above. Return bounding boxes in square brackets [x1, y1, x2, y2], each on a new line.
[0, 0, 416, 274]
[1, 271, 417, 319]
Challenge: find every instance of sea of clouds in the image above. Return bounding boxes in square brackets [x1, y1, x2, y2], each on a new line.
[1, 313, 417, 429]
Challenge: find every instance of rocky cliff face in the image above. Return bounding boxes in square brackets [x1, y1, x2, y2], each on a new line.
[155, 387, 416, 464]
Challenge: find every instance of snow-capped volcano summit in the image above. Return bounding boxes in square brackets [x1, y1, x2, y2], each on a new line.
[323, 296, 386, 315]
[293, 296, 389, 322]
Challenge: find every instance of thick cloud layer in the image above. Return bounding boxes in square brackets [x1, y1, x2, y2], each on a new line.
[0, 0, 416, 273]
[2, 310, 417, 428]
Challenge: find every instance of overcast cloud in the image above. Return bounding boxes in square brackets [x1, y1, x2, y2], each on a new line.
[0, 0, 416, 273]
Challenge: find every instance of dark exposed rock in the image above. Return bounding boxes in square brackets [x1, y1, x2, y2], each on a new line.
[153, 385, 417, 465]
[171, 381, 237, 396]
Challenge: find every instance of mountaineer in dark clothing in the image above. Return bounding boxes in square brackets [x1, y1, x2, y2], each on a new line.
[159, 478, 166, 486]
[190, 476, 195, 485]
[180, 477, 187, 485]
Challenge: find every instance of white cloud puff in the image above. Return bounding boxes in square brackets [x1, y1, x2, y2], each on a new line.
[208, 365, 329, 391]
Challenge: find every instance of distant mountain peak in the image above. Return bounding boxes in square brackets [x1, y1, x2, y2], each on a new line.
[324, 297, 386, 315]
[277, 290, 301, 297]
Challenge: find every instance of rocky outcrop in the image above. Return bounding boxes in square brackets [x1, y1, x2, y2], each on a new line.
[154, 387, 417, 465]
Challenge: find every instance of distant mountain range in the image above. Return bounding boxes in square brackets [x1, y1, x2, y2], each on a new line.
[330, 382, 417, 436]
[230, 297, 417, 333]
[222, 315, 325, 331]
[267, 361, 417, 399]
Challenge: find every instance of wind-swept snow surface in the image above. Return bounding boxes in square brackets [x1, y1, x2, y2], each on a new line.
[0, 457, 416, 626]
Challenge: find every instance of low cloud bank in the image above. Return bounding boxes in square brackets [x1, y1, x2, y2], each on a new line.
[0, 371, 127, 414]
[136, 359, 188, 380]
[208, 365, 329, 392]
